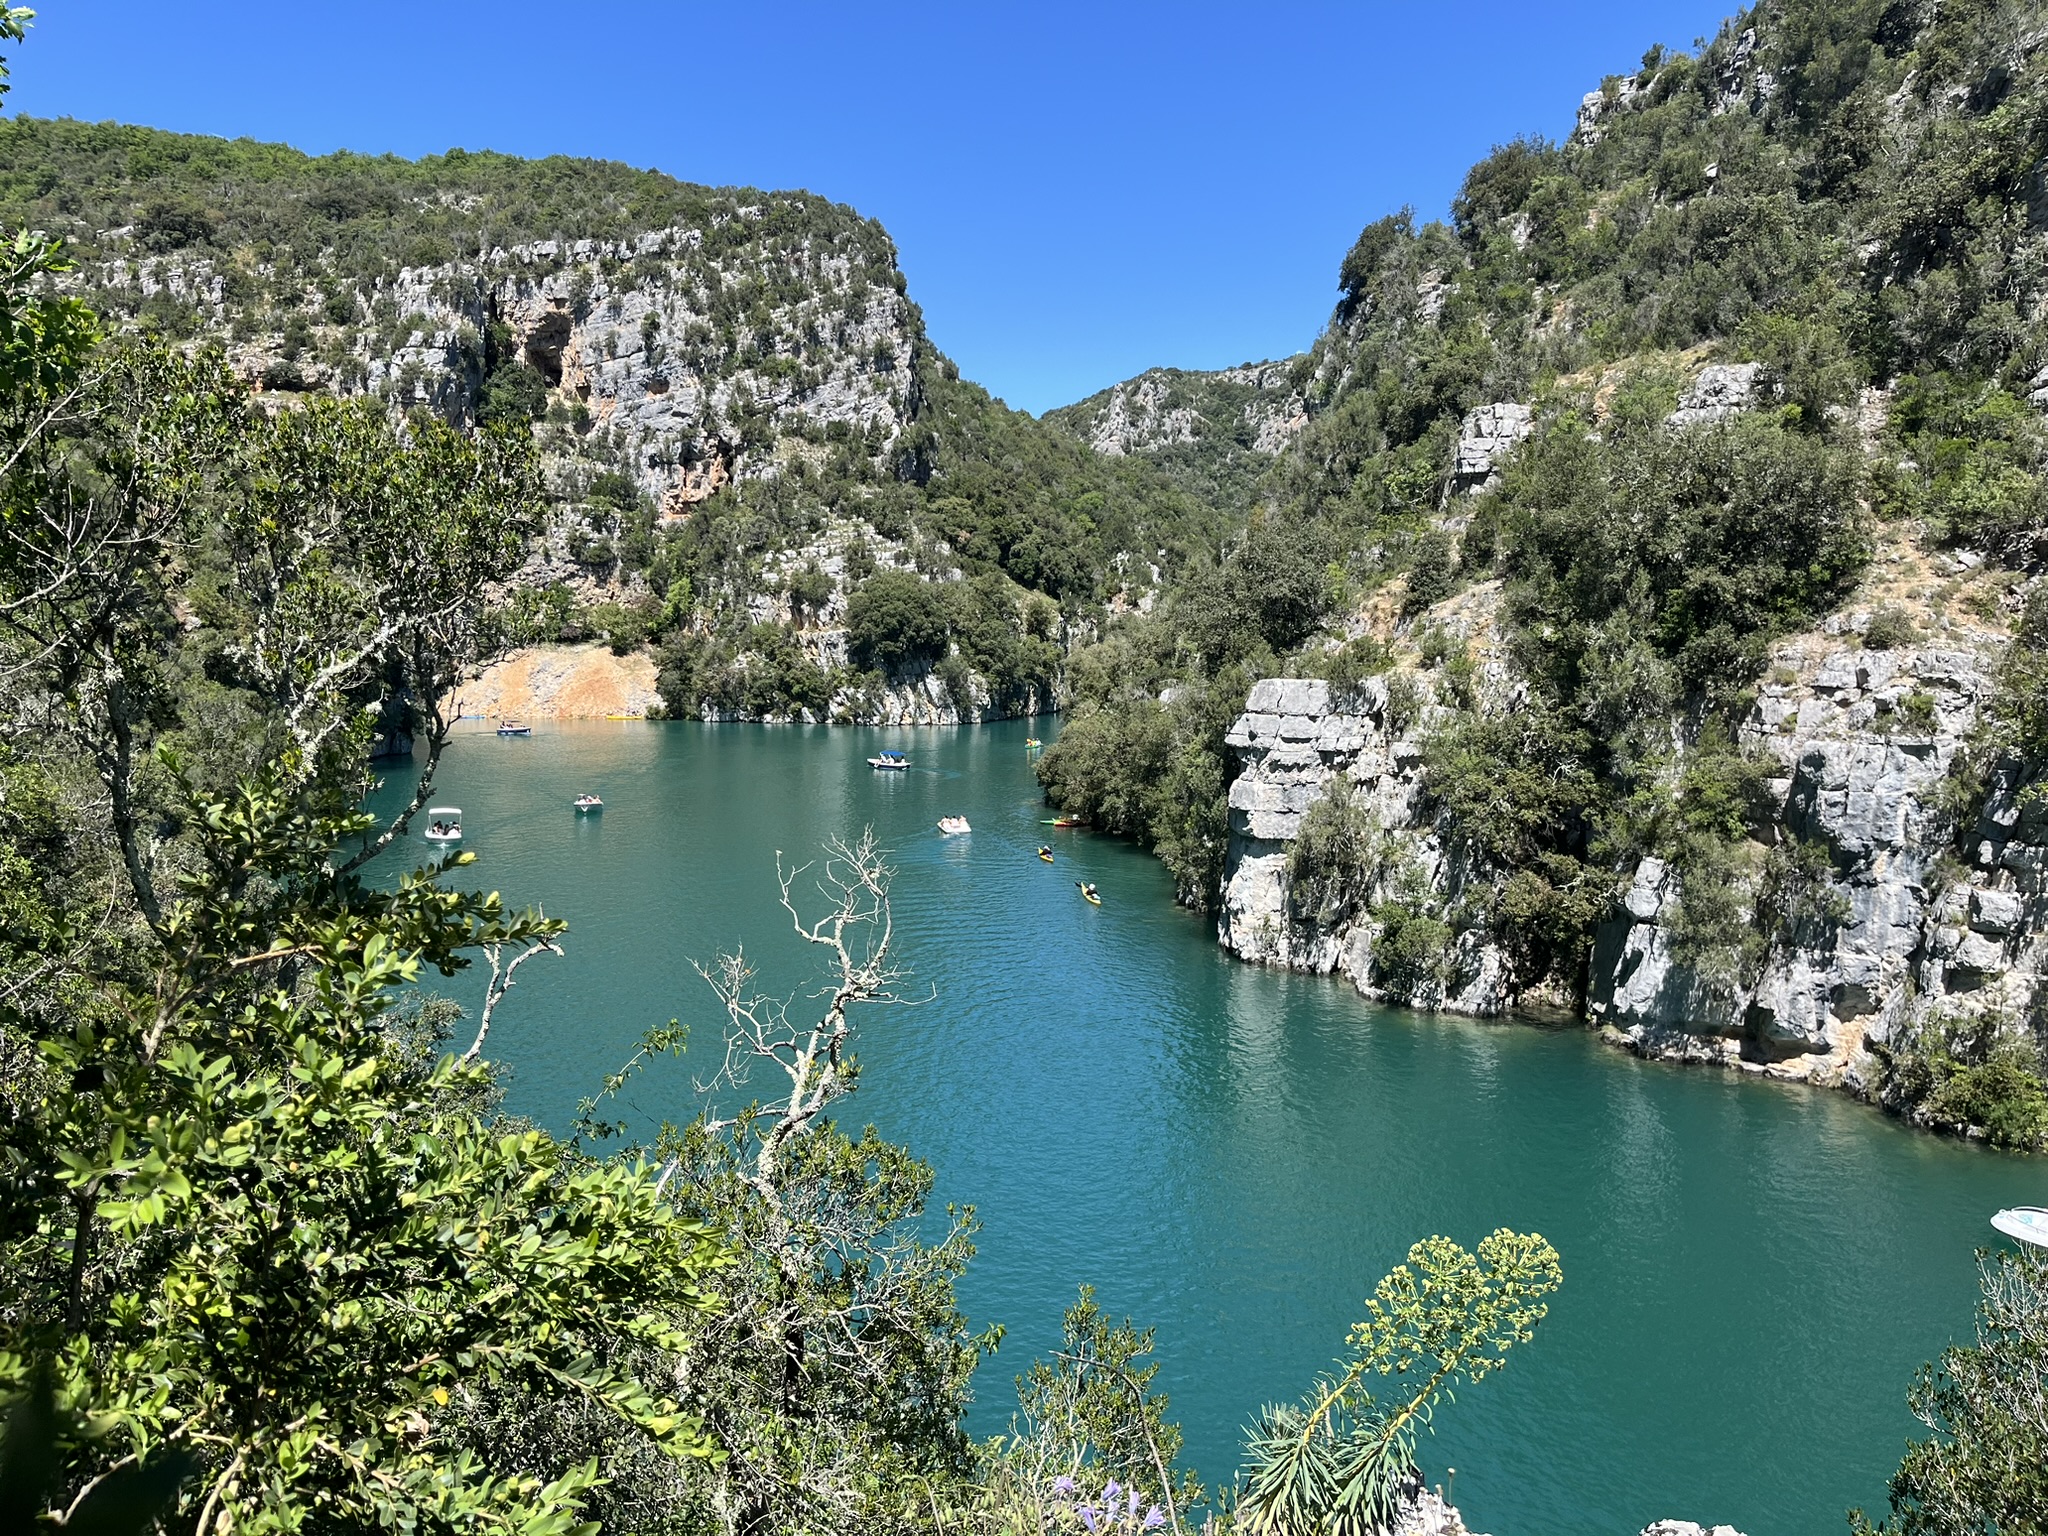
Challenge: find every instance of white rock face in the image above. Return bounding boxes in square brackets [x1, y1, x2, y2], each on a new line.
[105, 222, 919, 533]
[1588, 636, 2046, 1083]
[1219, 674, 1512, 1012]
[1642, 1523, 1750, 1536]
[1577, 76, 1646, 143]
[1217, 628, 2048, 1095]
[1667, 362, 1765, 429]
[1452, 403, 1535, 490]
[1393, 1487, 1485, 1536]
[1712, 27, 1762, 116]
[1084, 372, 1201, 457]
[1054, 361, 1308, 460]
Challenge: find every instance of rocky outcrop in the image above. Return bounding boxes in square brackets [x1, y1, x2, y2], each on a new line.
[1451, 403, 1534, 492]
[1217, 610, 2047, 1099]
[97, 206, 921, 622]
[1666, 362, 1765, 429]
[1591, 627, 2045, 1084]
[115, 223, 916, 523]
[1219, 674, 1512, 1013]
[1047, 360, 1308, 462]
[1076, 372, 1202, 457]
[1393, 1488, 1481, 1536]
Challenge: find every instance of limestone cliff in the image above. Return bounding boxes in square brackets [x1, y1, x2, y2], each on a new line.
[21, 123, 1202, 729]
[105, 214, 917, 592]
[1045, 359, 1309, 503]
[1218, 485, 2044, 1116]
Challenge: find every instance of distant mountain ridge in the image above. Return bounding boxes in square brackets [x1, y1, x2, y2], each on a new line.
[1043, 358, 1309, 505]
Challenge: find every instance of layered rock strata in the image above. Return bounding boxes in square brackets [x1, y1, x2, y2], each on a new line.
[1451, 403, 1535, 492]
[1217, 626, 2046, 1094]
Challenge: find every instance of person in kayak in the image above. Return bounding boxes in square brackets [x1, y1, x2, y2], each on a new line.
[1076, 881, 1100, 903]
[1038, 845, 1054, 862]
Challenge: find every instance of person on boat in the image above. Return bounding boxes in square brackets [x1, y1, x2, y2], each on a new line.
[1077, 881, 1099, 902]
[1037, 845, 1054, 862]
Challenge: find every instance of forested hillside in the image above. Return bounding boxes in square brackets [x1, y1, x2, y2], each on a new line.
[0, 117, 1217, 723]
[2, 6, 2041, 1536]
[1039, 0, 2048, 1147]
[1043, 358, 1310, 506]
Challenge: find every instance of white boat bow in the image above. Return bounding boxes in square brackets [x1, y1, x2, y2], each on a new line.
[1991, 1206, 2048, 1248]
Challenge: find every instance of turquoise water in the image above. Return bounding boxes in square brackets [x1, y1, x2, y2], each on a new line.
[367, 719, 2042, 1536]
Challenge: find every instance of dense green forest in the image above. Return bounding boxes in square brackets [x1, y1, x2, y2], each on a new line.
[0, 4, 2043, 1534]
[1038, 0, 2048, 1042]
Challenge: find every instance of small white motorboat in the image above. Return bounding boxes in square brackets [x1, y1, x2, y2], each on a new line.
[496, 718, 532, 737]
[574, 793, 603, 813]
[1991, 1206, 2048, 1248]
[937, 816, 971, 836]
[869, 751, 908, 771]
[422, 806, 463, 843]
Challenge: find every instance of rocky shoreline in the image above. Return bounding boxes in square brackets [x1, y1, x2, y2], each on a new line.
[1215, 616, 2045, 1124]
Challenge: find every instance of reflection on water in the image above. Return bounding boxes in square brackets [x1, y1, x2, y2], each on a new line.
[368, 719, 2041, 1536]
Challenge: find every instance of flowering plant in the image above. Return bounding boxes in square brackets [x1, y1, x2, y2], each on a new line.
[1050, 1474, 1168, 1533]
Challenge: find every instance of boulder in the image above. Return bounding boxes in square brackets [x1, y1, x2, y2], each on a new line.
[1452, 403, 1535, 490]
[1970, 887, 2025, 935]
[1667, 362, 1764, 428]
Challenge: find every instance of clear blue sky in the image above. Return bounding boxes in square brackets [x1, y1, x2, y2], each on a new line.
[14, 1, 1739, 414]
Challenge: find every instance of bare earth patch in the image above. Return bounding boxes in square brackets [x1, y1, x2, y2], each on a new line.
[449, 644, 660, 722]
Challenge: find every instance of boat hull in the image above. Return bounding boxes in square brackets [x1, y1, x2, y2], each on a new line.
[1992, 1207, 2048, 1248]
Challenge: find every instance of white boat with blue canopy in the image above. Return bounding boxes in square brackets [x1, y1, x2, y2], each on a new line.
[1991, 1206, 2048, 1248]
[868, 751, 909, 771]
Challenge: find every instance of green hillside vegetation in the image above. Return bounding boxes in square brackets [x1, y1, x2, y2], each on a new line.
[1043, 360, 1312, 508]
[650, 358, 1219, 721]
[1, 7, 2042, 1535]
[0, 53, 1560, 1536]
[0, 115, 1219, 723]
[0, 117, 864, 267]
[1040, 0, 2048, 975]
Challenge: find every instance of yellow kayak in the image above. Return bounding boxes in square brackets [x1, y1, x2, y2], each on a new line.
[1076, 882, 1101, 906]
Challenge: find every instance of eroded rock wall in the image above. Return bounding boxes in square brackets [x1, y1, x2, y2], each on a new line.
[1219, 674, 1514, 1014]
[1591, 629, 2046, 1085]
[1217, 627, 2046, 1094]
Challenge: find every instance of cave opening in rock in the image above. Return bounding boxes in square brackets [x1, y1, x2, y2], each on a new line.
[523, 310, 573, 386]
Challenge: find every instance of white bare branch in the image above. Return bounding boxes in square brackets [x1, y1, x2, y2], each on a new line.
[464, 926, 564, 1063]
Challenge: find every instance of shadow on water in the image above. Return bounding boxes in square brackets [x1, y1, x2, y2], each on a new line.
[366, 718, 2042, 1536]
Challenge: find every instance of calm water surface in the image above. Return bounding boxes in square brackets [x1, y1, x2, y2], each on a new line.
[368, 719, 2042, 1536]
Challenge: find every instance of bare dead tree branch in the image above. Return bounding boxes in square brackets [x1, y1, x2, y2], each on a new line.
[464, 926, 565, 1063]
